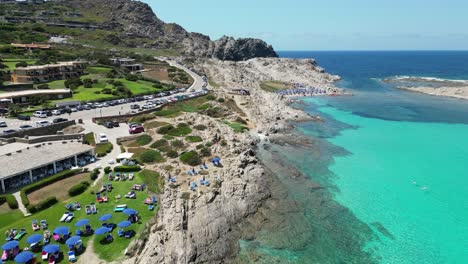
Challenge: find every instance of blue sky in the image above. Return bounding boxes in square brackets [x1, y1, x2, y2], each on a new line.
[143, 0, 468, 51]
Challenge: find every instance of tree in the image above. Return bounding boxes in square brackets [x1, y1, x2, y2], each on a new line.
[125, 74, 138, 82]
[15, 61, 28, 68]
[8, 104, 21, 117]
[29, 94, 48, 105]
[82, 78, 93, 88]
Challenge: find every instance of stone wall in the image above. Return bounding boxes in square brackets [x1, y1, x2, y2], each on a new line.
[0, 120, 76, 139]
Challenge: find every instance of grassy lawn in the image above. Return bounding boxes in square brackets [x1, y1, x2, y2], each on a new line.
[96, 142, 113, 157]
[27, 173, 90, 204]
[0, 171, 160, 262]
[87, 67, 112, 74]
[260, 81, 288, 92]
[3, 58, 37, 70]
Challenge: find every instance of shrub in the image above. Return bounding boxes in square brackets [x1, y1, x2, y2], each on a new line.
[163, 135, 174, 140]
[194, 124, 207, 131]
[114, 165, 141, 172]
[179, 150, 202, 166]
[137, 135, 152, 146]
[200, 147, 211, 157]
[102, 88, 112, 94]
[68, 181, 90, 196]
[166, 150, 178, 158]
[20, 169, 81, 207]
[90, 168, 100, 181]
[171, 140, 184, 149]
[5, 194, 18, 209]
[27, 196, 58, 213]
[157, 124, 174, 134]
[206, 95, 216, 100]
[220, 140, 227, 146]
[217, 98, 225, 103]
[150, 139, 170, 152]
[185, 135, 203, 143]
[126, 74, 139, 82]
[157, 123, 192, 137]
[104, 166, 112, 174]
[15, 61, 28, 68]
[37, 84, 49, 89]
[139, 149, 164, 163]
[196, 144, 204, 150]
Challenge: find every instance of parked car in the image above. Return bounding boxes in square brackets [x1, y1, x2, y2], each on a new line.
[82, 105, 91, 110]
[98, 133, 108, 143]
[53, 118, 68, 123]
[110, 121, 119, 127]
[35, 120, 51, 127]
[70, 108, 78, 112]
[0, 108, 8, 115]
[19, 124, 33, 130]
[3, 129, 17, 134]
[129, 125, 144, 134]
[0, 121, 7, 127]
[17, 115, 31, 121]
[51, 110, 61, 115]
[103, 122, 114, 129]
[33, 111, 47, 118]
[130, 104, 140, 110]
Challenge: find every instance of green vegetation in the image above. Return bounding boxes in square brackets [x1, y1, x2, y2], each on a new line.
[166, 150, 178, 158]
[194, 124, 207, 131]
[84, 132, 96, 145]
[260, 81, 288, 92]
[2, 58, 36, 70]
[113, 165, 141, 172]
[185, 135, 203, 143]
[68, 181, 90, 196]
[90, 168, 100, 181]
[138, 149, 164, 164]
[95, 142, 113, 157]
[170, 139, 185, 149]
[223, 120, 249, 133]
[150, 139, 171, 152]
[0, 194, 18, 209]
[129, 114, 154, 124]
[157, 123, 192, 137]
[179, 150, 202, 166]
[144, 121, 169, 130]
[200, 147, 211, 157]
[138, 170, 162, 193]
[136, 134, 152, 146]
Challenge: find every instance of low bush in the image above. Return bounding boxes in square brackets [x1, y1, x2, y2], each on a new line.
[27, 196, 58, 213]
[157, 124, 174, 134]
[185, 135, 203, 143]
[139, 149, 164, 163]
[171, 140, 184, 149]
[166, 150, 178, 158]
[104, 166, 112, 174]
[200, 147, 211, 157]
[206, 95, 216, 100]
[90, 168, 100, 181]
[4, 194, 18, 209]
[113, 165, 141, 172]
[193, 124, 207, 131]
[157, 123, 192, 137]
[21, 169, 82, 207]
[163, 135, 174, 140]
[137, 134, 152, 146]
[179, 150, 202, 166]
[150, 139, 171, 152]
[196, 144, 204, 150]
[68, 181, 90, 196]
[217, 98, 225, 103]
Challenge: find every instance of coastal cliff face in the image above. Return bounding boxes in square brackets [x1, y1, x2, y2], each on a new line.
[64, 0, 277, 61]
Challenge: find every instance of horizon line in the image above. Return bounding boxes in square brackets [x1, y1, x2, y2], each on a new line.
[277, 50, 468, 52]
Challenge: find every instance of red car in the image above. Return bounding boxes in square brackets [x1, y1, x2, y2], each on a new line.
[129, 125, 145, 134]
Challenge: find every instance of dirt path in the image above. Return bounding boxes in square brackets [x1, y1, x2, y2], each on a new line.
[76, 239, 107, 264]
[12, 191, 30, 216]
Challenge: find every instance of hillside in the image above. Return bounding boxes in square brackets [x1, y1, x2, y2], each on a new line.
[0, 0, 277, 61]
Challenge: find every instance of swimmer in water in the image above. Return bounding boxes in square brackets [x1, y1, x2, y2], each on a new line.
[412, 180, 417, 185]
[421, 186, 428, 190]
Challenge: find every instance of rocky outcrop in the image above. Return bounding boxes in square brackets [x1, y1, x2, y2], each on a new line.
[64, 0, 276, 61]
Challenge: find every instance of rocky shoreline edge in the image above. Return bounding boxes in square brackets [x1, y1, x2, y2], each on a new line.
[122, 57, 341, 264]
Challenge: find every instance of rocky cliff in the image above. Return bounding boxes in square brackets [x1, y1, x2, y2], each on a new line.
[63, 0, 277, 61]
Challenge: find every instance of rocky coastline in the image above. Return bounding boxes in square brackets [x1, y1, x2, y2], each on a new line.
[123, 57, 342, 264]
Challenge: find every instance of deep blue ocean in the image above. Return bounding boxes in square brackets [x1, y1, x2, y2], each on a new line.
[237, 51, 468, 264]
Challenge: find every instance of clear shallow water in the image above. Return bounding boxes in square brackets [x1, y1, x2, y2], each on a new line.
[239, 51, 468, 263]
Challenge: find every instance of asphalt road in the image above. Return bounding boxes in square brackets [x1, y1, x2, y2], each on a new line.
[0, 63, 207, 131]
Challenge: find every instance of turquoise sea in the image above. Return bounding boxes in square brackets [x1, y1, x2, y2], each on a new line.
[239, 51, 468, 264]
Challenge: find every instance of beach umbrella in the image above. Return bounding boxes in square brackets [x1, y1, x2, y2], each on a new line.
[98, 214, 112, 222]
[122, 208, 137, 215]
[94, 227, 111, 235]
[212, 157, 221, 163]
[75, 219, 90, 227]
[53, 226, 69, 236]
[65, 236, 81, 247]
[117, 221, 131, 228]
[2, 240, 19, 250]
[43, 244, 60, 253]
[14, 251, 35, 263]
[26, 234, 43, 244]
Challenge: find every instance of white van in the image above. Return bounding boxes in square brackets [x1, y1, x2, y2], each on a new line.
[33, 111, 47, 118]
[35, 120, 50, 127]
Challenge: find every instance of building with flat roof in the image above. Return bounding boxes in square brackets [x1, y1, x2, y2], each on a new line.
[0, 89, 71, 104]
[110, 57, 143, 72]
[0, 140, 95, 192]
[11, 61, 87, 84]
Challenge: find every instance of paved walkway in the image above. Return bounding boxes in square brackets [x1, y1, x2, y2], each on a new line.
[12, 191, 30, 216]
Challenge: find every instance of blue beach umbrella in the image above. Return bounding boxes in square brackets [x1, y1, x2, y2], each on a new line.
[212, 157, 220, 163]
[117, 221, 131, 228]
[26, 234, 43, 244]
[53, 226, 69, 236]
[94, 227, 110, 235]
[2, 240, 19, 250]
[122, 208, 137, 215]
[14, 251, 35, 263]
[75, 219, 90, 227]
[98, 214, 112, 222]
[65, 236, 81, 247]
[43, 244, 60, 253]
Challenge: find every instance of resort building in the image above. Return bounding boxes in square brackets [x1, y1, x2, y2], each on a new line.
[110, 57, 143, 71]
[0, 140, 95, 192]
[0, 89, 72, 104]
[11, 61, 87, 84]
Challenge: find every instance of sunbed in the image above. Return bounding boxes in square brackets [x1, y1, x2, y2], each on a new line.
[105, 234, 113, 242]
[40, 220, 48, 229]
[60, 212, 71, 222]
[148, 204, 154, 211]
[90, 203, 97, 214]
[42, 251, 48, 261]
[124, 230, 133, 238]
[125, 191, 136, 199]
[85, 205, 92, 215]
[68, 250, 77, 262]
[32, 220, 40, 231]
[49, 254, 56, 264]
[114, 204, 127, 212]
[118, 229, 124, 237]
[14, 228, 26, 240]
[128, 173, 134, 180]
[65, 212, 74, 222]
[2, 250, 8, 261]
